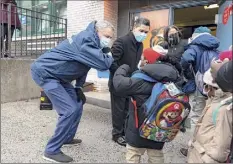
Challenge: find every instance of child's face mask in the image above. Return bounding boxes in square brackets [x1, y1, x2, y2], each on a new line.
[203, 84, 215, 98]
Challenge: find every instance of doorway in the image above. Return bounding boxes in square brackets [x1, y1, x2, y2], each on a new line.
[173, 5, 219, 40]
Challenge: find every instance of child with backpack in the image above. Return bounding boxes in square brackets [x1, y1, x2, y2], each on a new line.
[113, 47, 190, 163]
[180, 26, 220, 156]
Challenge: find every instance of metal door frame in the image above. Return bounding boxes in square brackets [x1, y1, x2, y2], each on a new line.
[128, 0, 219, 29]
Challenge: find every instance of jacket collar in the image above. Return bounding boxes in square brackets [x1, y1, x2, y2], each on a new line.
[128, 31, 138, 45]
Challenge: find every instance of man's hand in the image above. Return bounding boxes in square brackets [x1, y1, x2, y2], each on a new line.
[210, 58, 229, 82]
[75, 88, 86, 105]
[139, 55, 148, 67]
[102, 47, 111, 53]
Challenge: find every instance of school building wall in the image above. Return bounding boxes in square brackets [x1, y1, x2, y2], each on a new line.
[216, 1, 232, 51]
[67, 0, 118, 38]
[117, 0, 218, 37]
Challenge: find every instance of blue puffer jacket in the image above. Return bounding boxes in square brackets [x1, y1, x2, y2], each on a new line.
[181, 33, 220, 93]
[31, 21, 113, 87]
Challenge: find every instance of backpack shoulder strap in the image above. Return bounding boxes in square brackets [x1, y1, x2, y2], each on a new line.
[212, 104, 221, 125]
[212, 97, 232, 125]
[145, 83, 165, 110]
[131, 72, 157, 83]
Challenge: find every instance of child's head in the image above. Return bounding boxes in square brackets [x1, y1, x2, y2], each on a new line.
[142, 48, 162, 64]
[152, 38, 168, 55]
[203, 69, 219, 97]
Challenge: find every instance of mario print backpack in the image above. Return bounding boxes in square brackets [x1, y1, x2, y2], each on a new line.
[132, 72, 191, 142]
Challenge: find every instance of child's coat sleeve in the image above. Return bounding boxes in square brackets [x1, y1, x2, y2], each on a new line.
[113, 64, 153, 96]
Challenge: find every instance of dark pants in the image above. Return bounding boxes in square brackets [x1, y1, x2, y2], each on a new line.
[0, 23, 15, 57]
[110, 92, 129, 138]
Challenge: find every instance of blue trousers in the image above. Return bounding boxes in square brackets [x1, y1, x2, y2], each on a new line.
[31, 70, 83, 155]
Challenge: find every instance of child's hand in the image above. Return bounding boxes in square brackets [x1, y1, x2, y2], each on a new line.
[141, 59, 149, 67]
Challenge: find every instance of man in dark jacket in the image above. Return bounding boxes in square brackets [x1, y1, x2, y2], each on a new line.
[112, 55, 184, 163]
[31, 20, 114, 163]
[109, 17, 150, 146]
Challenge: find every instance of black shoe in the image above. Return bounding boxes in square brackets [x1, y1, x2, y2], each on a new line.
[64, 139, 82, 145]
[43, 152, 73, 163]
[180, 148, 188, 157]
[112, 136, 126, 147]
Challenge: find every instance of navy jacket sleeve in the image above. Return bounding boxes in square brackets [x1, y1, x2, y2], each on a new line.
[181, 48, 196, 79]
[68, 36, 113, 71]
[110, 38, 124, 73]
[113, 64, 153, 96]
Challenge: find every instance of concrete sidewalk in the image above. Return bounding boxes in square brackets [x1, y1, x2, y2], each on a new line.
[85, 92, 111, 109]
[1, 100, 190, 163]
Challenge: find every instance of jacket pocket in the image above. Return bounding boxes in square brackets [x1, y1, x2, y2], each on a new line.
[192, 141, 205, 154]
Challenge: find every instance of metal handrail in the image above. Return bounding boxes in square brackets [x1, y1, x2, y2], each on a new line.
[0, 1, 67, 58]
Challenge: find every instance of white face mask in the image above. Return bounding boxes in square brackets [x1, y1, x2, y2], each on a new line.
[202, 88, 210, 97]
[100, 36, 111, 48]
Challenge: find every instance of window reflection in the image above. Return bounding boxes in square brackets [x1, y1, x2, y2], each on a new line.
[14, 0, 67, 38]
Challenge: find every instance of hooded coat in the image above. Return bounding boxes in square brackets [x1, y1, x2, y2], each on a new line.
[181, 33, 220, 79]
[31, 21, 113, 88]
[180, 33, 220, 94]
[187, 92, 232, 163]
[112, 57, 184, 149]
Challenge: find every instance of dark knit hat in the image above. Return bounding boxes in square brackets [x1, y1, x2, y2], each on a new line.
[216, 61, 233, 93]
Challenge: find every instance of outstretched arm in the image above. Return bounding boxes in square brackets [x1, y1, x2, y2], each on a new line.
[79, 39, 113, 71]
[110, 38, 124, 74]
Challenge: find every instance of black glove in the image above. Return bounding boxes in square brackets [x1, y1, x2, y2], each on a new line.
[75, 88, 86, 105]
[102, 47, 111, 53]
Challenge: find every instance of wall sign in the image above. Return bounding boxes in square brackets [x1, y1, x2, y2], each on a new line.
[222, 3, 233, 25]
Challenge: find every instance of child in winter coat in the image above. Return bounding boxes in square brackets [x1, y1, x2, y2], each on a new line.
[113, 44, 185, 163]
[187, 68, 232, 163]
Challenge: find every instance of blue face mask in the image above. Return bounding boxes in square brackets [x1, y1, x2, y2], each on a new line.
[133, 32, 147, 42]
[100, 36, 111, 48]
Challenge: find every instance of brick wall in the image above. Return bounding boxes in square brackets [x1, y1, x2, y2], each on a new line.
[67, 1, 104, 38]
[67, 0, 119, 92]
[67, 0, 118, 38]
[104, 0, 118, 38]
